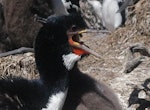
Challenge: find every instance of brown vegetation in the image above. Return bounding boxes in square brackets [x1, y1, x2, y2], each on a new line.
[0, 0, 150, 109]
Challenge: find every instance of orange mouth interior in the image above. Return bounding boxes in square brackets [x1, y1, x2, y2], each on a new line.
[68, 35, 89, 55]
[67, 29, 102, 58]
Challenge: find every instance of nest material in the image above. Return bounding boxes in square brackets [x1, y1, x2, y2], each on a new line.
[126, 0, 150, 36]
[77, 0, 150, 109]
[0, 0, 149, 86]
[0, 52, 39, 79]
[0, 0, 149, 109]
[0, 0, 150, 79]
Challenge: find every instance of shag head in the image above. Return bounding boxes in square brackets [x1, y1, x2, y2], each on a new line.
[34, 14, 89, 71]
[35, 14, 102, 58]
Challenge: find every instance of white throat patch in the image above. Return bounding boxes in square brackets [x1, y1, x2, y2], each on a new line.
[62, 53, 81, 70]
[42, 89, 68, 110]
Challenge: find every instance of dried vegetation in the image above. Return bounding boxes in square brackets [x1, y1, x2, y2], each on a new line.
[0, 0, 150, 110]
[0, 52, 38, 79]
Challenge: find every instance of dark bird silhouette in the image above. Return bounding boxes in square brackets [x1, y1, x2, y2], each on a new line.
[0, 14, 122, 110]
[0, 14, 87, 110]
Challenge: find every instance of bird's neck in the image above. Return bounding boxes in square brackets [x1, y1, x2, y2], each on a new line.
[34, 36, 69, 89]
[35, 44, 69, 110]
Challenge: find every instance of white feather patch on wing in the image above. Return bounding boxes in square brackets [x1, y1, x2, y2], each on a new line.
[62, 53, 81, 70]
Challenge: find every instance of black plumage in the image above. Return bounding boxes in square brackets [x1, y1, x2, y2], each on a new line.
[0, 14, 122, 110]
[0, 14, 86, 110]
[0, 78, 48, 110]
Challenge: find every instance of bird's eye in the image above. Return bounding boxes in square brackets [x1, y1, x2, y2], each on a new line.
[71, 25, 78, 31]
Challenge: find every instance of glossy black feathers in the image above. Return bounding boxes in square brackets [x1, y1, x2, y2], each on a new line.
[34, 14, 87, 82]
[0, 14, 87, 110]
[0, 78, 48, 110]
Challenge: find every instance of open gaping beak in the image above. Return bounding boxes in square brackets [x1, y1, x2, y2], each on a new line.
[67, 29, 102, 58]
